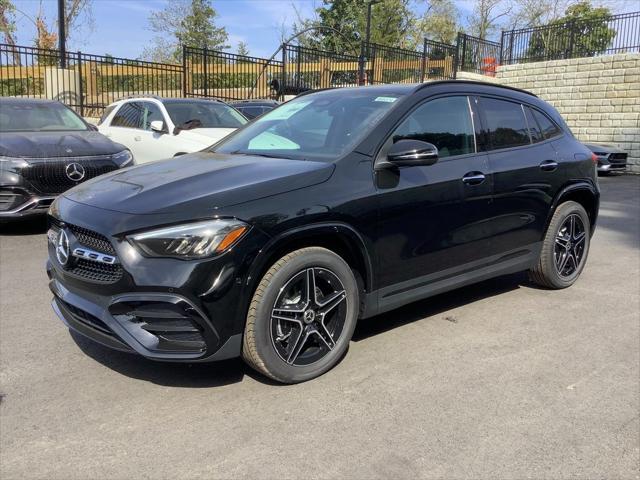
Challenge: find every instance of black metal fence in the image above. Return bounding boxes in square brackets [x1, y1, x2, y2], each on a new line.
[367, 43, 425, 84]
[456, 33, 501, 76]
[423, 39, 458, 80]
[0, 44, 183, 117]
[500, 11, 640, 64]
[183, 46, 282, 101]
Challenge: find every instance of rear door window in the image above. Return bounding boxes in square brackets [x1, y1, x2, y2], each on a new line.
[480, 98, 530, 150]
[391, 96, 475, 158]
[139, 102, 165, 130]
[110, 102, 143, 129]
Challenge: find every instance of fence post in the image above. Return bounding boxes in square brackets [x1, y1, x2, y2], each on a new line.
[203, 47, 208, 97]
[281, 43, 287, 101]
[567, 20, 576, 59]
[182, 45, 187, 97]
[499, 31, 505, 65]
[421, 38, 428, 83]
[77, 51, 84, 117]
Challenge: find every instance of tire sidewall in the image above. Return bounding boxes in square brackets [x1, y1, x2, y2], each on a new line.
[250, 248, 359, 383]
[543, 201, 591, 288]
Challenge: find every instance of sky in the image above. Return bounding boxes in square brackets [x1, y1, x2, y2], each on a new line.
[9, 0, 639, 60]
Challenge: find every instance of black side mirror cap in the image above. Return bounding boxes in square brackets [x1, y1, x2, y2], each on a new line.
[376, 139, 439, 170]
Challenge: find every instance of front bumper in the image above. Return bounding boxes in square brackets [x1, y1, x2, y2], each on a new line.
[0, 187, 55, 219]
[596, 154, 627, 173]
[46, 199, 269, 362]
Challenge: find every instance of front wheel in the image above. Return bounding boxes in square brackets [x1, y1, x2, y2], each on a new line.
[242, 247, 359, 384]
[530, 201, 591, 289]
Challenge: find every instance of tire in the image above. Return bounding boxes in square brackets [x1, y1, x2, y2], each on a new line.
[529, 201, 591, 289]
[242, 247, 359, 384]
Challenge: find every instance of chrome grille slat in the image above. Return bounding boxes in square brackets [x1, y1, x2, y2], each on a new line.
[22, 156, 117, 195]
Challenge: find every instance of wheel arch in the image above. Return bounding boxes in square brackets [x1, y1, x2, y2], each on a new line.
[246, 223, 374, 299]
[547, 181, 599, 235]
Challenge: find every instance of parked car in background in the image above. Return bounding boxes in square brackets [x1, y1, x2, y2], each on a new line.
[229, 99, 280, 119]
[47, 81, 599, 383]
[583, 142, 628, 174]
[0, 98, 133, 220]
[98, 97, 248, 164]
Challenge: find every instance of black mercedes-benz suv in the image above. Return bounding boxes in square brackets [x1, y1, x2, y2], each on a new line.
[47, 81, 599, 383]
[0, 98, 133, 219]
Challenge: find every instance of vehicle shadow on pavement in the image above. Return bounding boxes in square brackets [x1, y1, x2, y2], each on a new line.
[0, 216, 48, 235]
[353, 272, 527, 341]
[70, 330, 248, 387]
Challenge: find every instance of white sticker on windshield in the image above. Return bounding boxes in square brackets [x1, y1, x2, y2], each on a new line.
[258, 100, 312, 121]
[374, 96, 397, 103]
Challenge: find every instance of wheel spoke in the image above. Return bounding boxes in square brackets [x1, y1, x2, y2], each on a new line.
[305, 268, 318, 307]
[317, 290, 346, 316]
[287, 329, 310, 365]
[556, 250, 569, 273]
[315, 321, 336, 350]
[569, 215, 576, 238]
[555, 235, 569, 249]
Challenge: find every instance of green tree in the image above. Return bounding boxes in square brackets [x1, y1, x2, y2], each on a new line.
[293, 0, 418, 54]
[0, 0, 16, 46]
[525, 2, 616, 61]
[144, 0, 229, 63]
[237, 41, 250, 57]
[414, 0, 459, 45]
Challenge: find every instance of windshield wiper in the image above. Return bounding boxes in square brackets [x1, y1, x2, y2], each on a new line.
[227, 150, 300, 160]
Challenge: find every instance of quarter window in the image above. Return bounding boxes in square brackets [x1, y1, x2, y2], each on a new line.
[481, 98, 530, 149]
[111, 102, 143, 129]
[532, 109, 561, 139]
[391, 96, 475, 158]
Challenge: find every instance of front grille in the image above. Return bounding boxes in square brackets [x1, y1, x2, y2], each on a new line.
[50, 218, 116, 256]
[609, 153, 628, 163]
[58, 298, 113, 335]
[50, 218, 123, 283]
[22, 156, 118, 195]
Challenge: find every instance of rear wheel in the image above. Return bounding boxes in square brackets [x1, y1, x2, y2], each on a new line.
[530, 201, 590, 289]
[242, 247, 359, 383]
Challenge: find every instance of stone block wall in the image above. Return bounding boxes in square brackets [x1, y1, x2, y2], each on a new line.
[495, 53, 640, 172]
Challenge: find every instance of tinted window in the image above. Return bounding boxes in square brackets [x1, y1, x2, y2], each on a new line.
[111, 102, 142, 129]
[215, 89, 404, 161]
[524, 106, 543, 143]
[140, 102, 164, 130]
[0, 101, 87, 132]
[481, 98, 530, 149]
[392, 96, 475, 158]
[238, 106, 263, 119]
[532, 109, 561, 139]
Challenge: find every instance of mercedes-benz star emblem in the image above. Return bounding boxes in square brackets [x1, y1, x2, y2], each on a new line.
[65, 163, 85, 181]
[56, 229, 70, 266]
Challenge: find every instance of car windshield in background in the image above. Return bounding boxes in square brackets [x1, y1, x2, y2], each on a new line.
[0, 102, 87, 132]
[214, 90, 405, 161]
[164, 101, 247, 129]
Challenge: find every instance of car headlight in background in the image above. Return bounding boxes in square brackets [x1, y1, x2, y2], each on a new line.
[0, 156, 29, 172]
[112, 149, 134, 167]
[128, 219, 249, 259]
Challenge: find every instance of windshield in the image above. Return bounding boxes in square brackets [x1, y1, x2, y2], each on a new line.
[0, 102, 87, 132]
[214, 89, 404, 161]
[164, 101, 247, 129]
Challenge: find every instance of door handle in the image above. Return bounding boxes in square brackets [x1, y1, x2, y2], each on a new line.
[134, 136, 142, 141]
[462, 172, 486, 185]
[539, 160, 558, 171]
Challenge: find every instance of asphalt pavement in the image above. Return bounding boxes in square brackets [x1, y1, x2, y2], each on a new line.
[1, 175, 638, 479]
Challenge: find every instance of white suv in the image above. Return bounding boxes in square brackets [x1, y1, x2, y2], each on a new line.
[97, 97, 248, 164]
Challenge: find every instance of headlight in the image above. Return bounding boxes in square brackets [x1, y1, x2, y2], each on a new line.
[112, 149, 134, 167]
[0, 156, 29, 172]
[128, 219, 249, 259]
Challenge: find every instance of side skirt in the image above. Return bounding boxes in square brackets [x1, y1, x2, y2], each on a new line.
[362, 242, 542, 318]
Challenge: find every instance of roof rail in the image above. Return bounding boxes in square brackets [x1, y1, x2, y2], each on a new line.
[417, 79, 538, 97]
[115, 94, 163, 102]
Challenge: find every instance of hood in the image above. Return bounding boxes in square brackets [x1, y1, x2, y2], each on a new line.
[176, 128, 237, 146]
[63, 152, 334, 215]
[0, 130, 124, 158]
[583, 142, 625, 154]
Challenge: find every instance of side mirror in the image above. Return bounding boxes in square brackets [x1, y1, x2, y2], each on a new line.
[150, 120, 166, 133]
[383, 139, 438, 168]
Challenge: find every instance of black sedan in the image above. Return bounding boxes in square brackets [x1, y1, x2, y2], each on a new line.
[0, 98, 133, 220]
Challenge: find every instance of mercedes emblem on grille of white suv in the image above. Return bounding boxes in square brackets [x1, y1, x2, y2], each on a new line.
[56, 229, 70, 266]
[65, 162, 85, 181]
